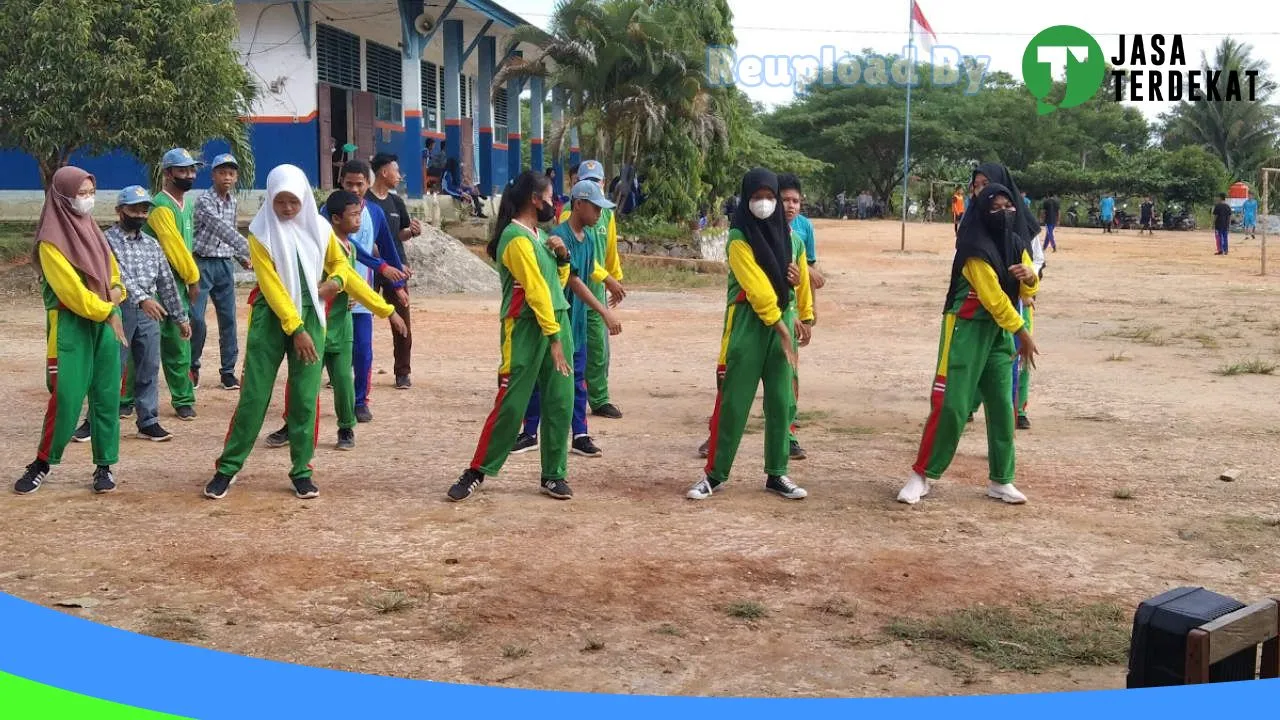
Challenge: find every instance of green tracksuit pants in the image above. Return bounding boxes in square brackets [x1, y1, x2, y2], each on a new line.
[280, 303, 356, 431]
[38, 309, 121, 466]
[704, 305, 797, 483]
[971, 302, 1032, 418]
[469, 310, 574, 481]
[914, 314, 1016, 484]
[217, 295, 325, 480]
[586, 283, 611, 410]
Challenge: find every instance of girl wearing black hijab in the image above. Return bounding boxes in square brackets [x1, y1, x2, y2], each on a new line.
[899, 183, 1039, 506]
[688, 168, 815, 502]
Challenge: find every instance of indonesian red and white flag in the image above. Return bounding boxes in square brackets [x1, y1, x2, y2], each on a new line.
[911, 1, 938, 55]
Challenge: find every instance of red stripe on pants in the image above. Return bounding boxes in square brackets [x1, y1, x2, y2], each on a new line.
[912, 374, 948, 476]
[37, 358, 59, 461]
[469, 375, 511, 471]
[702, 365, 727, 474]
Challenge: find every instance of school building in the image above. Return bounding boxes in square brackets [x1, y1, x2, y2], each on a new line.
[0, 0, 578, 198]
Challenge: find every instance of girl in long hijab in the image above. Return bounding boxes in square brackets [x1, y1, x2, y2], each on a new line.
[688, 168, 814, 502]
[899, 183, 1039, 506]
[16, 167, 129, 495]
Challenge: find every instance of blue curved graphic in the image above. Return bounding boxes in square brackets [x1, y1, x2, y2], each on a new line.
[0, 591, 1275, 718]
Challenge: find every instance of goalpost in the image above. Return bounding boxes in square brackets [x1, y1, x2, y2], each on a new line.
[1261, 168, 1279, 276]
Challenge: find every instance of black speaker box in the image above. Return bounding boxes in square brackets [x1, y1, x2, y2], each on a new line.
[1127, 586, 1258, 688]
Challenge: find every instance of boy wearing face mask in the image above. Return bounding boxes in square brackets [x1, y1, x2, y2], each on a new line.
[140, 148, 202, 421]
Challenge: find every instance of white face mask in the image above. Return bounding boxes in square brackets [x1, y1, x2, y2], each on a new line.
[70, 196, 95, 216]
[749, 198, 776, 220]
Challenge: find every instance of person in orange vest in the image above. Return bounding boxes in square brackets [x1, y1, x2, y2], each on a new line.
[950, 187, 966, 235]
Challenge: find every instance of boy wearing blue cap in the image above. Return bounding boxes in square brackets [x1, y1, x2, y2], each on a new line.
[192, 153, 251, 392]
[514, 180, 623, 457]
[558, 160, 627, 420]
[140, 148, 202, 420]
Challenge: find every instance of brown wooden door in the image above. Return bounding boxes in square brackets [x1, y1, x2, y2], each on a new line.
[353, 90, 376, 163]
[317, 83, 333, 189]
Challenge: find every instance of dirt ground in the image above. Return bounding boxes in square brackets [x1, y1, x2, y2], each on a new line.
[1, 220, 1278, 698]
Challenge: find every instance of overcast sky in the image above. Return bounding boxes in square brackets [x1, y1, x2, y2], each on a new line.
[502, 0, 1280, 121]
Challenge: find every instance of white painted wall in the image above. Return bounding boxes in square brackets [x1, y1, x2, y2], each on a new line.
[235, 3, 317, 119]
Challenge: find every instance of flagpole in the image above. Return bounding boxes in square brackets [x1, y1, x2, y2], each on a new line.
[900, 0, 914, 252]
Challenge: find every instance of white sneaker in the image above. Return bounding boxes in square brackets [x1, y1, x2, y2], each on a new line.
[897, 472, 931, 505]
[686, 476, 722, 500]
[987, 481, 1027, 504]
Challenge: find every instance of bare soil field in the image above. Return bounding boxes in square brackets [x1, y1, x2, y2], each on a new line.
[0, 219, 1277, 698]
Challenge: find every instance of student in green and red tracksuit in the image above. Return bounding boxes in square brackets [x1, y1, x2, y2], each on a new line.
[448, 170, 575, 502]
[16, 167, 130, 495]
[898, 182, 1039, 506]
[203, 166, 402, 501]
[687, 168, 814, 502]
[263, 190, 404, 452]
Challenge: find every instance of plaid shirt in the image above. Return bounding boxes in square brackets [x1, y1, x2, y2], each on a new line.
[105, 224, 188, 323]
[193, 190, 250, 260]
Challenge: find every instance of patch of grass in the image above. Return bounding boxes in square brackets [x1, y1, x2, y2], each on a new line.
[826, 424, 877, 436]
[582, 637, 606, 652]
[924, 647, 980, 685]
[0, 222, 35, 264]
[144, 608, 206, 644]
[725, 600, 768, 620]
[794, 409, 833, 424]
[363, 590, 415, 614]
[815, 597, 860, 619]
[1112, 488, 1135, 500]
[437, 620, 473, 642]
[886, 601, 1130, 673]
[654, 623, 686, 637]
[1192, 333, 1220, 349]
[617, 216, 692, 242]
[502, 644, 531, 659]
[1108, 324, 1166, 346]
[623, 263, 719, 289]
[1105, 351, 1131, 362]
[1215, 358, 1277, 376]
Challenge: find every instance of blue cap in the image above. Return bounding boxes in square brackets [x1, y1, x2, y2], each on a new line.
[116, 185, 152, 207]
[210, 153, 238, 169]
[569, 179, 615, 209]
[577, 159, 605, 182]
[161, 148, 202, 169]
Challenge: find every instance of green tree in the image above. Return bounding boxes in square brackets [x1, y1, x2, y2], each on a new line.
[0, 0, 256, 189]
[1159, 145, 1230, 209]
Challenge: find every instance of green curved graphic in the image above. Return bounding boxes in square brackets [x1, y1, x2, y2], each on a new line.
[1022, 25, 1106, 114]
[0, 670, 191, 719]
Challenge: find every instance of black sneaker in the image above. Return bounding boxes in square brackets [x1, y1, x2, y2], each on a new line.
[395, 375, 411, 390]
[1016, 415, 1031, 430]
[220, 373, 241, 391]
[512, 432, 538, 454]
[698, 439, 710, 458]
[790, 440, 807, 460]
[136, 424, 173, 442]
[264, 425, 289, 448]
[189, 369, 199, 390]
[336, 428, 355, 451]
[72, 418, 91, 443]
[355, 405, 373, 423]
[292, 476, 320, 499]
[592, 403, 622, 419]
[540, 477, 574, 500]
[571, 435, 602, 457]
[15, 461, 49, 495]
[448, 469, 484, 501]
[203, 473, 235, 500]
[765, 474, 808, 500]
[176, 406, 197, 421]
[92, 466, 117, 494]
[119, 404, 135, 419]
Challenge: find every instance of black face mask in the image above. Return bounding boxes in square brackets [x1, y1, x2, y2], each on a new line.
[984, 207, 1012, 235]
[172, 177, 194, 192]
[536, 201, 555, 223]
[120, 216, 146, 233]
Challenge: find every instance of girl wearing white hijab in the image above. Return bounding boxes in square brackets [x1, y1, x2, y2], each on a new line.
[204, 165, 401, 501]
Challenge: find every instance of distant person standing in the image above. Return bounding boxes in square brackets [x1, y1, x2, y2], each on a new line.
[1213, 193, 1232, 255]
[1099, 194, 1115, 234]
[1242, 191, 1258, 239]
[1021, 191, 1031, 211]
[835, 190, 847, 220]
[366, 153, 421, 389]
[191, 153, 251, 392]
[1138, 196, 1156, 236]
[1041, 193, 1060, 251]
[950, 187, 966, 235]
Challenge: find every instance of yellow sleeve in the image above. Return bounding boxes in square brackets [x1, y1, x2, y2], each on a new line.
[39, 243, 117, 322]
[502, 235, 561, 336]
[590, 261, 609, 285]
[558, 208, 571, 224]
[324, 235, 394, 318]
[147, 206, 200, 285]
[727, 238, 782, 327]
[558, 262, 570, 288]
[1018, 249, 1040, 300]
[961, 258, 1024, 334]
[795, 246, 814, 323]
[110, 255, 126, 299]
[248, 235, 303, 335]
[605, 211, 623, 280]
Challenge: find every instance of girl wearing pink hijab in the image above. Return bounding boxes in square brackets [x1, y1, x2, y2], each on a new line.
[16, 166, 128, 496]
